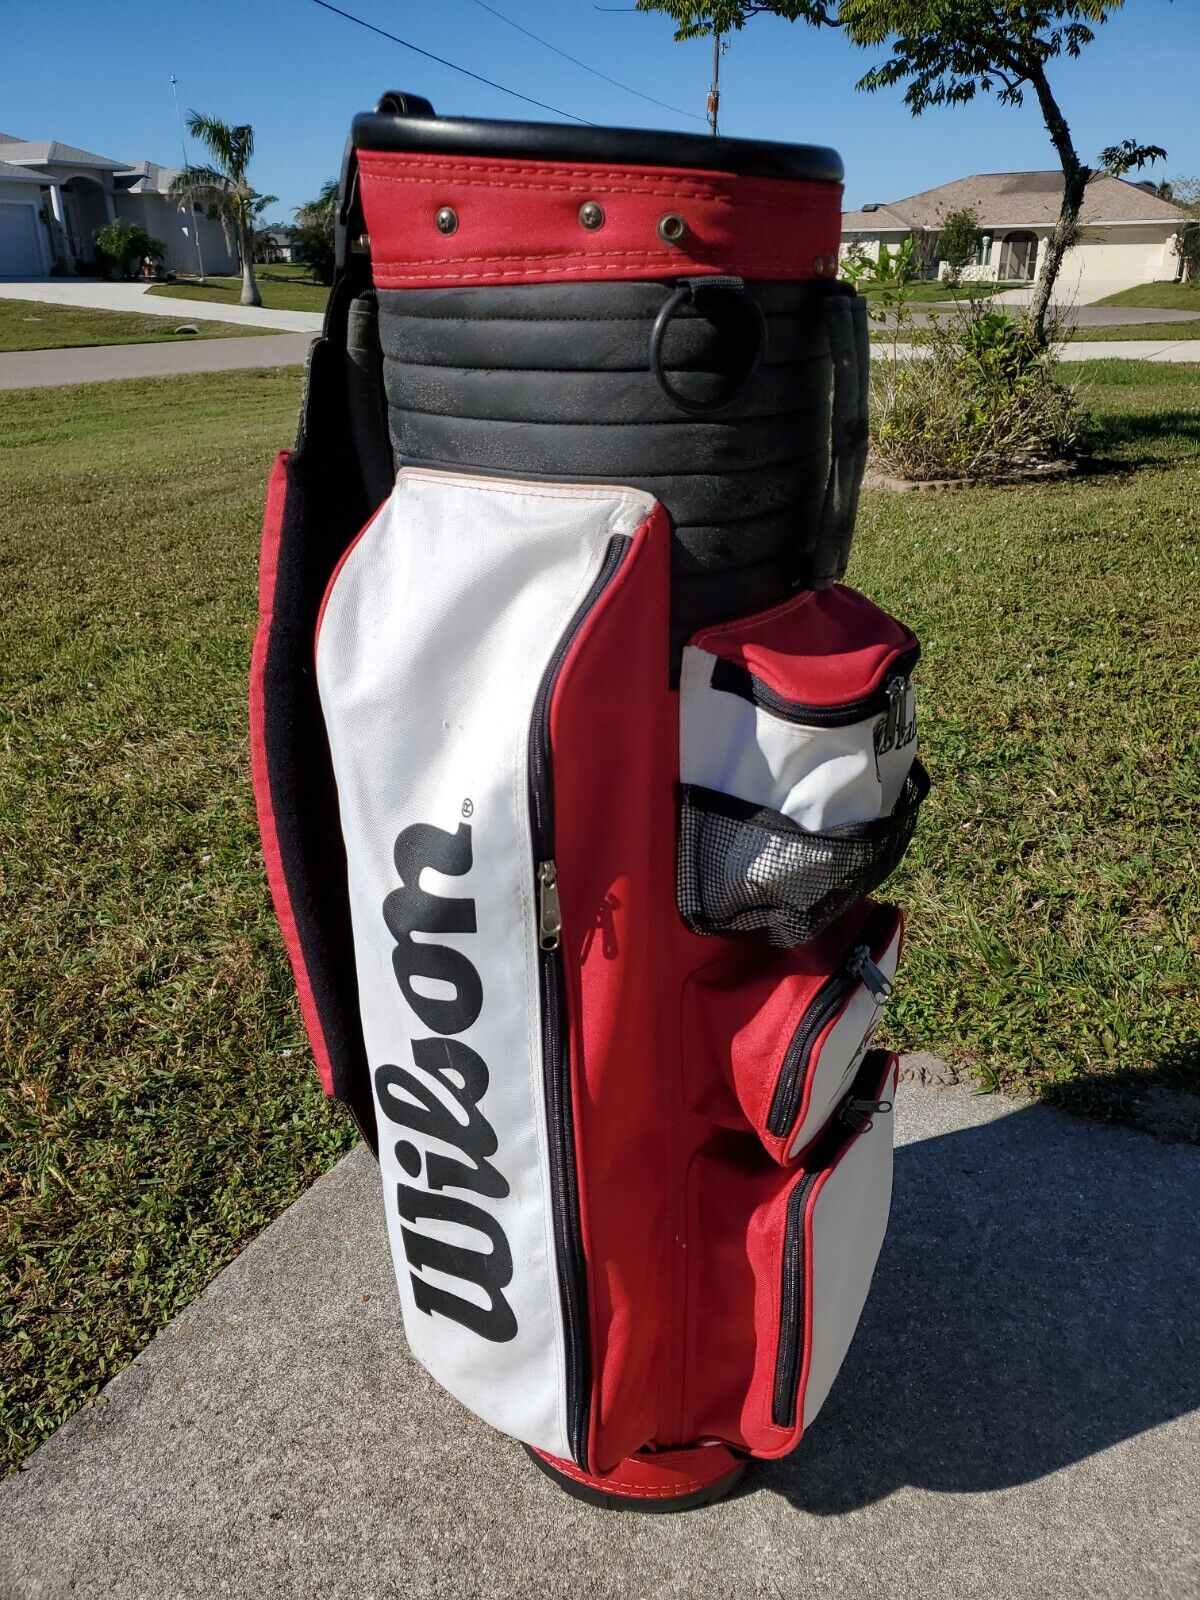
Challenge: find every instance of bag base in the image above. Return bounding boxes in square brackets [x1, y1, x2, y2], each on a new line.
[523, 1443, 747, 1514]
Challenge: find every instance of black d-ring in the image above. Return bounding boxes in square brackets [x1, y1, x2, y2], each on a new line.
[649, 276, 768, 417]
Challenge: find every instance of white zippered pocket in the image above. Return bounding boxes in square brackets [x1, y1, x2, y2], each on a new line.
[315, 468, 656, 1463]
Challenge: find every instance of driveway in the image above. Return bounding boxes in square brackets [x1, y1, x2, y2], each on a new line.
[0, 334, 315, 389]
[2, 1069, 1196, 1600]
[0, 278, 324, 334]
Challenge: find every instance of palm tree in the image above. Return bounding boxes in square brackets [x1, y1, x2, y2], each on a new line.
[170, 114, 264, 307]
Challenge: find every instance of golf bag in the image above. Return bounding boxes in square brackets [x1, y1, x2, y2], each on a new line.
[250, 95, 927, 1511]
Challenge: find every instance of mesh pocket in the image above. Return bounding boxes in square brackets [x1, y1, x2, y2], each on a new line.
[678, 764, 928, 947]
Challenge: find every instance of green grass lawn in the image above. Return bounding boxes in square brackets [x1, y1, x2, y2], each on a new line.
[0, 369, 356, 1474]
[0, 297, 275, 352]
[1, 359, 1197, 1472]
[1066, 320, 1200, 342]
[1096, 280, 1200, 311]
[859, 280, 1018, 304]
[859, 359, 1200, 1117]
[147, 264, 329, 314]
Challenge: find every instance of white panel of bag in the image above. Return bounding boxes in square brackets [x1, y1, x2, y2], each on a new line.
[316, 468, 655, 1459]
[802, 1093, 895, 1430]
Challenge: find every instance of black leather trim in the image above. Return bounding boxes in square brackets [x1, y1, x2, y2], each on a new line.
[376, 277, 835, 656]
[352, 111, 842, 184]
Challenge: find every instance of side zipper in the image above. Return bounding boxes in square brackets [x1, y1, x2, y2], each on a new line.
[528, 535, 632, 1472]
[771, 1051, 892, 1429]
[765, 905, 899, 1140]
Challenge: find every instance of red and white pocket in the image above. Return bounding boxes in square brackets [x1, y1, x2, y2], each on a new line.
[677, 585, 927, 947]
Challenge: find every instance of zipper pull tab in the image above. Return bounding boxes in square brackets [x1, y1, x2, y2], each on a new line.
[882, 675, 906, 752]
[537, 859, 562, 951]
[849, 944, 894, 1002]
[840, 1096, 893, 1133]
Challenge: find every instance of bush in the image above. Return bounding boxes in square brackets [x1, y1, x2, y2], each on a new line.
[870, 302, 1085, 481]
[93, 220, 165, 280]
[936, 206, 981, 286]
[292, 220, 335, 286]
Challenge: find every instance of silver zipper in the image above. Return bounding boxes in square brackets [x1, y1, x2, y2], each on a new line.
[876, 675, 906, 753]
[537, 859, 562, 951]
[848, 944, 894, 1002]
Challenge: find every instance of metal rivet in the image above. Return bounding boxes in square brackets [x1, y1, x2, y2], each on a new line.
[827, 254, 839, 276]
[435, 206, 458, 236]
[813, 254, 827, 276]
[657, 212, 687, 245]
[578, 200, 605, 231]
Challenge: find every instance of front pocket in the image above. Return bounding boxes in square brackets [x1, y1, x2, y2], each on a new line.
[685, 901, 902, 1163]
[760, 902, 901, 1161]
[678, 765, 927, 947]
[314, 467, 659, 1467]
[768, 1048, 896, 1444]
[678, 584, 925, 945]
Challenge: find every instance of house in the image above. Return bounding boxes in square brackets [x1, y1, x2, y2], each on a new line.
[258, 228, 299, 265]
[841, 171, 1189, 302]
[0, 132, 237, 277]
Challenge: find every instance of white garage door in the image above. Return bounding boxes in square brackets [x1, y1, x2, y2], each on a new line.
[0, 201, 45, 276]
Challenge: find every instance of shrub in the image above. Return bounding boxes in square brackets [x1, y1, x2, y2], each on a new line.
[936, 206, 981, 286]
[870, 302, 1085, 481]
[93, 220, 165, 280]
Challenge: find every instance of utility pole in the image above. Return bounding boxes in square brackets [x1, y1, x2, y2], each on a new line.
[707, 31, 722, 136]
[170, 74, 206, 282]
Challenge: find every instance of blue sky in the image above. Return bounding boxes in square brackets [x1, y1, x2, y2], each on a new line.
[2, 0, 1195, 220]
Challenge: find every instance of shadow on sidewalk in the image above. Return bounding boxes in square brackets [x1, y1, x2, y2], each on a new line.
[757, 1100, 1200, 1514]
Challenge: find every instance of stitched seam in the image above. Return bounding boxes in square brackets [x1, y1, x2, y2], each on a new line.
[392, 451, 807, 480]
[371, 247, 825, 267]
[359, 159, 834, 199]
[398, 468, 646, 509]
[381, 355, 825, 376]
[379, 308, 819, 324]
[374, 264, 823, 284]
[389, 401, 812, 428]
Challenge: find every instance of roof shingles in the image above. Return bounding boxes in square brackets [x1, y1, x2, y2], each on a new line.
[843, 170, 1185, 231]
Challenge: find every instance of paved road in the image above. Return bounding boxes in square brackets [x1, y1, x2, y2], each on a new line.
[3, 1068, 1196, 1600]
[0, 333, 315, 389]
[879, 339, 1200, 364]
[0, 278, 325, 334]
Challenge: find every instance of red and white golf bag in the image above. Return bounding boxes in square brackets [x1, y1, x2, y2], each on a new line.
[251, 95, 927, 1511]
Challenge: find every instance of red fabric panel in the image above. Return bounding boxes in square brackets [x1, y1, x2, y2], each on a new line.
[531, 1442, 741, 1502]
[248, 449, 335, 1097]
[687, 902, 879, 1166]
[357, 149, 842, 289]
[691, 584, 918, 707]
[549, 502, 682, 1473]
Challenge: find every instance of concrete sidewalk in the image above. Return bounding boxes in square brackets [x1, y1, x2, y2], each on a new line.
[0, 278, 325, 334]
[0, 334, 314, 389]
[3, 1068, 1197, 1600]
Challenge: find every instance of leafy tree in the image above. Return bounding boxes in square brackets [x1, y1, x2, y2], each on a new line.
[637, 1, 1166, 343]
[169, 114, 266, 306]
[1100, 138, 1167, 177]
[93, 219, 165, 280]
[936, 206, 980, 285]
[1164, 181, 1200, 281]
[293, 178, 339, 286]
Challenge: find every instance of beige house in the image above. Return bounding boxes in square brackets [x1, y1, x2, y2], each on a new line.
[0, 133, 237, 278]
[842, 171, 1188, 303]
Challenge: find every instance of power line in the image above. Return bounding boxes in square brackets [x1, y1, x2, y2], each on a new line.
[464, 0, 704, 123]
[309, 0, 594, 124]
